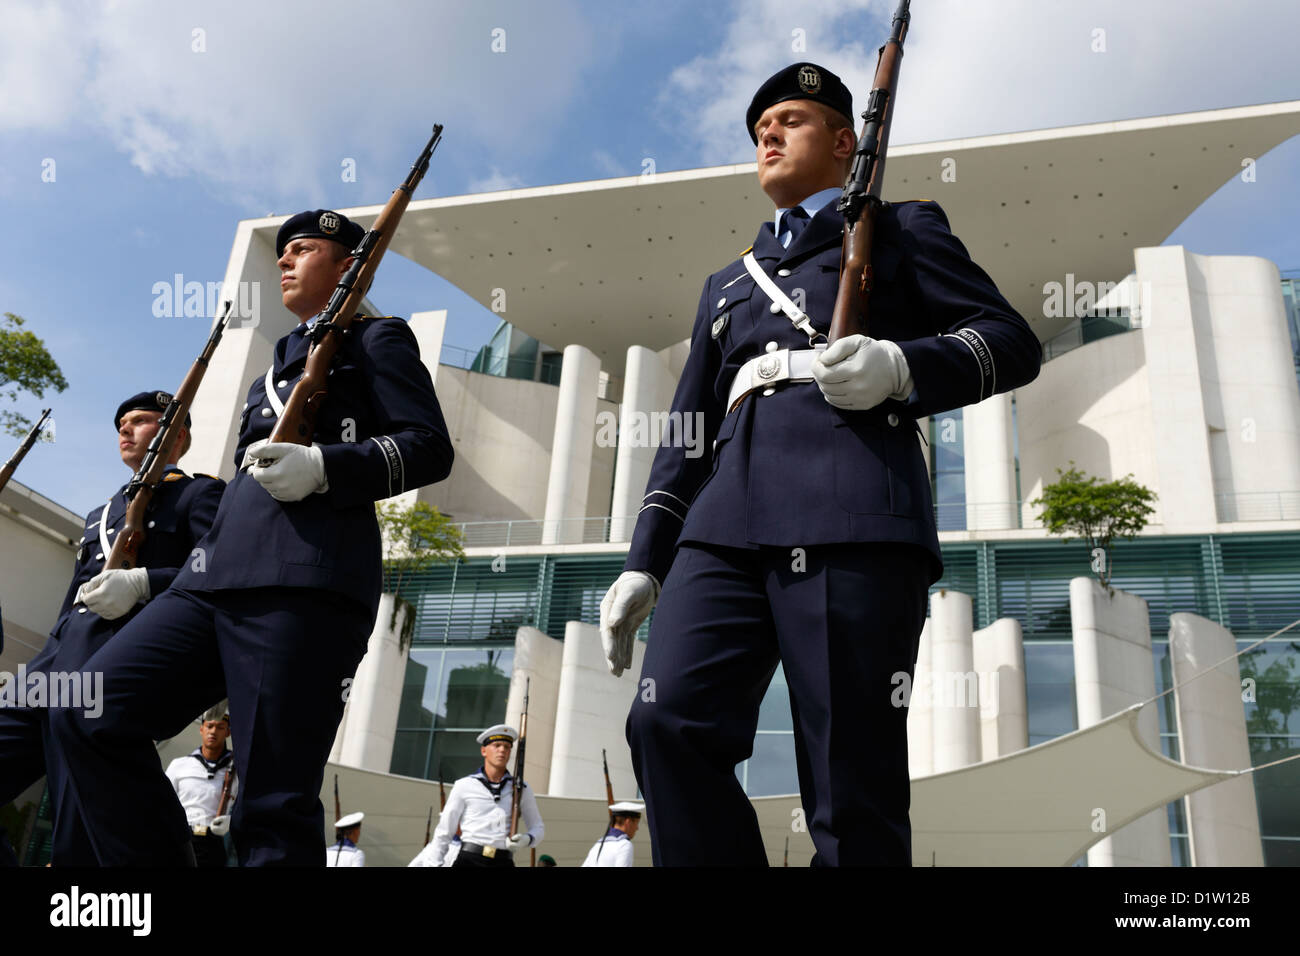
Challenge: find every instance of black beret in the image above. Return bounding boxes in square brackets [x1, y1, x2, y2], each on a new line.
[746, 62, 854, 144]
[275, 209, 365, 259]
[114, 391, 191, 431]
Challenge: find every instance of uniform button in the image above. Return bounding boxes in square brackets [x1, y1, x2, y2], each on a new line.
[95, 553, 104, 560]
[277, 379, 288, 389]
[887, 413, 900, 427]
[765, 341, 779, 351]
[769, 301, 782, 313]
[762, 387, 775, 397]
[148, 520, 156, 529]
[78, 607, 87, 614]
[261, 407, 274, 418]
[106, 528, 115, 535]
[777, 268, 792, 277]
[716, 297, 727, 309]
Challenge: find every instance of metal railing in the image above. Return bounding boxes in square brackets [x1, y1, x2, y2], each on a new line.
[1041, 312, 1138, 362]
[453, 503, 1037, 547]
[1216, 492, 1300, 523]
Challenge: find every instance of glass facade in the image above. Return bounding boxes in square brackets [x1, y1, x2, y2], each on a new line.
[393, 532, 1300, 865]
[929, 407, 966, 531]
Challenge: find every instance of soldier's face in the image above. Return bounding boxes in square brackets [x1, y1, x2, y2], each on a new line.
[754, 100, 854, 208]
[200, 719, 230, 750]
[482, 740, 512, 772]
[118, 409, 163, 471]
[278, 238, 351, 321]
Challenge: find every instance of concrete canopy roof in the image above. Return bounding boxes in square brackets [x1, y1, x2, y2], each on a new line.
[253, 101, 1300, 377]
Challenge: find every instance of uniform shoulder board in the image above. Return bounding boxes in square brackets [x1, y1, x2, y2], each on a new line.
[196, 473, 219, 480]
[738, 245, 754, 256]
[162, 471, 188, 482]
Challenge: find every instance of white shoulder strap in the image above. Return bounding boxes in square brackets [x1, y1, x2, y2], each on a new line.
[742, 252, 824, 345]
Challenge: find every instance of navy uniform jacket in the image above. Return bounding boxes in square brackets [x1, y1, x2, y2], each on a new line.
[625, 200, 1042, 586]
[49, 468, 225, 642]
[171, 316, 453, 619]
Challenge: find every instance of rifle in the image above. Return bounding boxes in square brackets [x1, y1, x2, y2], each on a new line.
[334, 773, 341, 825]
[0, 409, 51, 494]
[828, 0, 912, 344]
[784, 836, 789, 867]
[103, 301, 236, 572]
[216, 764, 236, 818]
[425, 806, 432, 846]
[596, 748, 615, 862]
[265, 126, 443, 450]
[439, 761, 462, 840]
[509, 678, 530, 864]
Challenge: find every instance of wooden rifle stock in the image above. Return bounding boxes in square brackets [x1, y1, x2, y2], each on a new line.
[425, 806, 432, 846]
[268, 126, 442, 450]
[828, 0, 911, 344]
[0, 408, 52, 494]
[509, 678, 530, 863]
[104, 301, 235, 572]
[596, 748, 617, 862]
[216, 764, 236, 819]
[334, 773, 341, 825]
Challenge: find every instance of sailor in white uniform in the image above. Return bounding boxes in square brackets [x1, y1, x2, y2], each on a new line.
[328, 811, 365, 867]
[581, 802, 644, 867]
[428, 725, 543, 868]
[163, 703, 239, 867]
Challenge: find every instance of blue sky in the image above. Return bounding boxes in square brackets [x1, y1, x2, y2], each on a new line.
[2, 0, 1299, 516]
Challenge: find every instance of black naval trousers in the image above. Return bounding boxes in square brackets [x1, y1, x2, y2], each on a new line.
[0, 616, 107, 865]
[627, 541, 930, 866]
[49, 585, 369, 866]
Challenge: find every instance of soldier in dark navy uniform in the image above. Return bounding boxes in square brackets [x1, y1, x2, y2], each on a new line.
[601, 63, 1042, 866]
[52, 210, 454, 865]
[0, 392, 224, 864]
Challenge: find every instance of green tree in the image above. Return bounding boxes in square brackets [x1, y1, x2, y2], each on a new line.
[0, 313, 68, 439]
[376, 500, 465, 647]
[1030, 463, 1157, 588]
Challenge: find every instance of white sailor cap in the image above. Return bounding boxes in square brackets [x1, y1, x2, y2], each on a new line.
[477, 724, 519, 746]
[334, 811, 364, 829]
[609, 802, 645, 816]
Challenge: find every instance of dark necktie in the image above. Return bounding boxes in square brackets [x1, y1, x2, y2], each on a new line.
[782, 206, 809, 248]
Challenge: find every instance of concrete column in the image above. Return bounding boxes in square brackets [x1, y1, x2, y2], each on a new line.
[907, 619, 934, 778]
[547, 621, 646, 799]
[408, 310, 448, 386]
[929, 590, 981, 772]
[972, 618, 1029, 760]
[610, 346, 676, 543]
[964, 393, 1017, 531]
[337, 594, 411, 772]
[504, 626, 566, 795]
[1134, 246, 1218, 530]
[542, 345, 601, 544]
[1168, 613, 1264, 866]
[1071, 576, 1172, 866]
[915, 415, 932, 478]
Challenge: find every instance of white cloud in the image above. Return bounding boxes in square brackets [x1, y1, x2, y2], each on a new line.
[468, 167, 528, 193]
[0, 0, 598, 205]
[658, 0, 1300, 167]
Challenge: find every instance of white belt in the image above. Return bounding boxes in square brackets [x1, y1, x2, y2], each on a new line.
[726, 345, 825, 413]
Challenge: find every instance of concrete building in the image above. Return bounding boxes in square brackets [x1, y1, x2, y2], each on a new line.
[5, 100, 1300, 865]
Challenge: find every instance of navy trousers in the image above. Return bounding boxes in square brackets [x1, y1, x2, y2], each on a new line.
[627, 542, 930, 866]
[49, 586, 370, 866]
[0, 614, 115, 865]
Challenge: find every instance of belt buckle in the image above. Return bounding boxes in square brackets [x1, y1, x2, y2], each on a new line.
[193, 825, 208, 837]
[752, 348, 790, 389]
[482, 845, 497, 859]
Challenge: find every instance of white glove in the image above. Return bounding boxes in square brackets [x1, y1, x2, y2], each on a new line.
[209, 814, 231, 837]
[75, 567, 150, 620]
[811, 335, 913, 411]
[506, 833, 531, 852]
[246, 441, 329, 501]
[599, 571, 660, 678]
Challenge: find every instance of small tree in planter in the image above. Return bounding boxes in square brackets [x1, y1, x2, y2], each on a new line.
[1031, 463, 1156, 590]
[375, 500, 465, 648]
